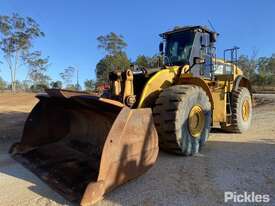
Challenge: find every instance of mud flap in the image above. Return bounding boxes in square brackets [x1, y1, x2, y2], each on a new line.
[10, 89, 159, 205]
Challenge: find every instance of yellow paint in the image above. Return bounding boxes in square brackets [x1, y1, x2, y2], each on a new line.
[211, 86, 227, 124]
[242, 99, 250, 121]
[137, 58, 248, 127]
[211, 58, 244, 125]
[137, 66, 184, 108]
[188, 105, 205, 138]
[215, 58, 243, 78]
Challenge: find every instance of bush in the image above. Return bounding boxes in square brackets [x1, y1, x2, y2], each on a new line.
[30, 84, 48, 92]
[0, 77, 7, 90]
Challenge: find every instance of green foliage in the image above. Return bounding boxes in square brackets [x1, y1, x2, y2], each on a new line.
[135, 55, 149, 68]
[238, 55, 257, 79]
[97, 32, 127, 55]
[50, 80, 62, 89]
[66, 84, 81, 91]
[135, 54, 162, 68]
[30, 83, 48, 92]
[258, 56, 275, 75]
[25, 51, 51, 86]
[0, 14, 44, 53]
[2, 78, 48, 93]
[13, 80, 23, 89]
[96, 52, 130, 83]
[21, 80, 32, 91]
[75, 83, 81, 91]
[268, 54, 275, 73]
[238, 53, 275, 86]
[96, 32, 130, 83]
[0, 13, 44, 92]
[60, 66, 75, 86]
[256, 55, 275, 86]
[6, 80, 32, 91]
[30, 73, 51, 86]
[0, 76, 7, 89]
[84, 79, 95, 91]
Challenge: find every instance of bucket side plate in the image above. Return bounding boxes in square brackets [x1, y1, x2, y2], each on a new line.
[81, 107, 159, 205]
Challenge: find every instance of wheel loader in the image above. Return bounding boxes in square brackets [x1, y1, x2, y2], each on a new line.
[10, 25, 252, 205]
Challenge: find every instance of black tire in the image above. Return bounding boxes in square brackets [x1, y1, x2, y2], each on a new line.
[153, 85, 211, 155]
[222, 87, 252, 133]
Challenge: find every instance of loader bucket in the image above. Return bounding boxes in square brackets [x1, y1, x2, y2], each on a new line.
[10, 89, 158, 205]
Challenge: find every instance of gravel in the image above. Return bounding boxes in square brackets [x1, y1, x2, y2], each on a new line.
[0, 94, 274, 206]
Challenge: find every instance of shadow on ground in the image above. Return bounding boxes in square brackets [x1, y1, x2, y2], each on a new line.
[0, 111, 29, 142]
[0, 110, 72, 205]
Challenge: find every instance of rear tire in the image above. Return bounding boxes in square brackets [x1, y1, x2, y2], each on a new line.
[153, 85, 211, 155]
[222, 87, 252, 133]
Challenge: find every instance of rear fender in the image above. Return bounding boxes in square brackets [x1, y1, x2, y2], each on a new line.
[233, 75, 253, 96]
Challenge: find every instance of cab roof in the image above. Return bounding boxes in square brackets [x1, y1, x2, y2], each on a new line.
[160, 25, 219, 38]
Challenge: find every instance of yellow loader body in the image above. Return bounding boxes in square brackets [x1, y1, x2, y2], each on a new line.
[10, 25, 252, 205]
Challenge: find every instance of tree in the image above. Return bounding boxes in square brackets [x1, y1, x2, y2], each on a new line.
[265, 54, 275, 75]
[24, 51, 51, 86]
[267, 54, 275, 85]
[60, 66, 75, 87]
[9, 80, 24, 90]
[150, 54, 162, 68]
[0, 76, 7, 90]
[50, 80, 62, 89]
[135, 55, 149, 68]
[0, 13, 44, 92]
[84, 79, 95, 91]
[237, 52, 275, 87]
[66, 84, 81, 91]
[96, 52, 130, 82]
[21, 79, 32, 91]
[238, 55, 257, 79]
[96, 32, 130, 83]
[97, 32, 127, 55]
[258, 57, 270, 74]
[135, 54, 162, 68]
[30, 83, 48, 92]
[257, 56, 275, 87]
[74, 83, 81, 91]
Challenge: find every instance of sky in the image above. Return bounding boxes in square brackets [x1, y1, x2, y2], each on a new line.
[0, 0, 275, 86]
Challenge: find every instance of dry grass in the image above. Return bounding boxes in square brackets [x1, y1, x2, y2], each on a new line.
[0, 93, 38, 141]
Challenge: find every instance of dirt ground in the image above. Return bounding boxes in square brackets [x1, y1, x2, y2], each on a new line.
[0, 93, 274, 206]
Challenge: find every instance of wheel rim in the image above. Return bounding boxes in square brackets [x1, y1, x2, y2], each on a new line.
[242, 99, 250, 121]
[188, 105, 205, 138]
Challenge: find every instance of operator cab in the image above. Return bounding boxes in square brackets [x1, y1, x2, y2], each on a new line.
[159, 26, 218, 79]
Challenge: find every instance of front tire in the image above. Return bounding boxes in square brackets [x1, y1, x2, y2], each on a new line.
[153, 85, 211, 155]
